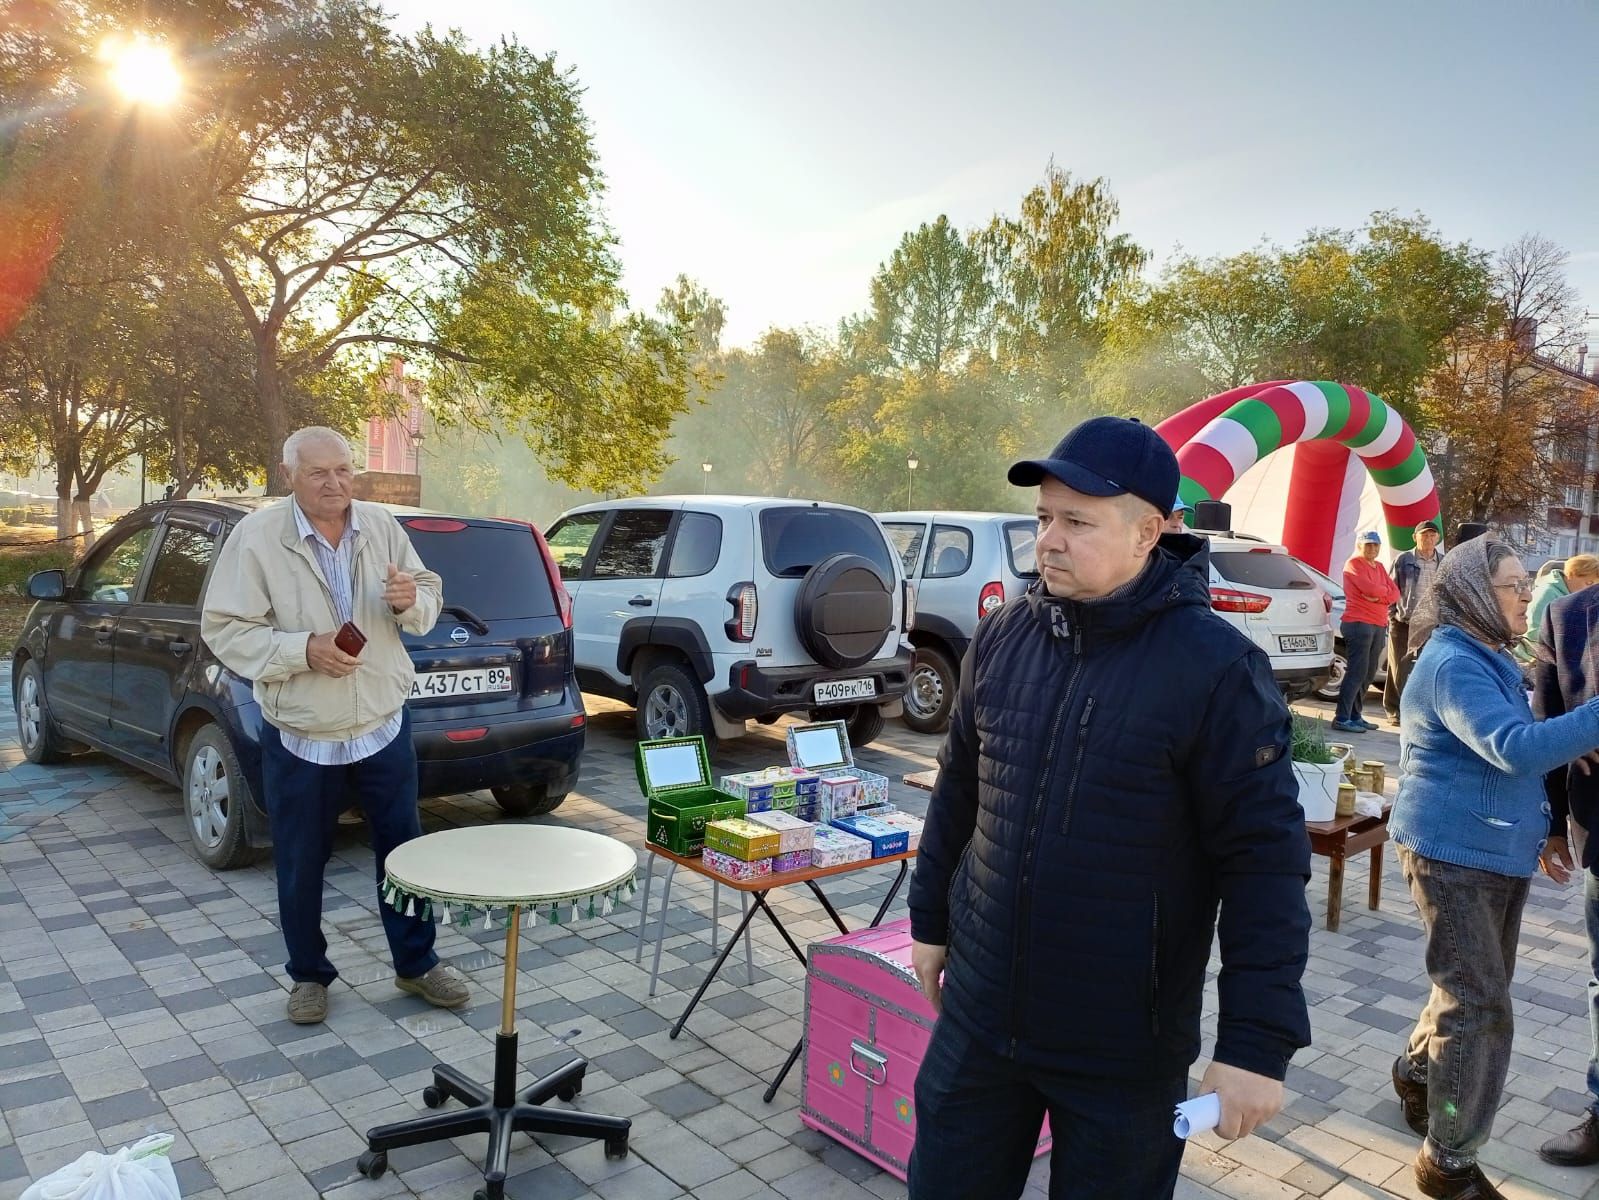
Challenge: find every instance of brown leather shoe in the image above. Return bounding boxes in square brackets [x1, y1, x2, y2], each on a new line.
[1539, 1111, 1599, 1166]
[1414, 1150, 1505, 1200]
[1393, 1057, 1428, 1137]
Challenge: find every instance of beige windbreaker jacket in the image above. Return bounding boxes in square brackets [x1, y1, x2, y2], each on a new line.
[201, 499, 442, 741]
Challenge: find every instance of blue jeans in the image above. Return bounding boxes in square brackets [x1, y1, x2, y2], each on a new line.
[907, 1016, 1186, 1200]
[1337, 620, 1386, 724]
[260, 710, 438, 986]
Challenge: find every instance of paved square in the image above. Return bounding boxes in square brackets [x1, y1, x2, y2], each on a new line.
[1, 657, 1595, 1198]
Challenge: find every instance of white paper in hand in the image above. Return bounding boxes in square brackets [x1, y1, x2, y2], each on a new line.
[1173, 1093, 1221, 1139]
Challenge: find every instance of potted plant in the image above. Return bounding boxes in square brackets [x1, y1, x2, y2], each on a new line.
[1290, 714, 1346, 821]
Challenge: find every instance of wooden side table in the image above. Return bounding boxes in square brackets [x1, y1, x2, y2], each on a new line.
[1305, 802, 1393, 932]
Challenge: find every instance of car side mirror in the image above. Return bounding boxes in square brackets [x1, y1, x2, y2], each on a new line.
[26, 570, 66, 601]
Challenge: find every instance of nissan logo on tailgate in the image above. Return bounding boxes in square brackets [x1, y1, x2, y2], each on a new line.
[450, 627, 470, 645]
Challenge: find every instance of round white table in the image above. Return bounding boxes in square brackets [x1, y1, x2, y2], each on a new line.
[357, 825, 636, 1200]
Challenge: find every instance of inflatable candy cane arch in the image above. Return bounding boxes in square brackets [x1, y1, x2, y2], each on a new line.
[1154, 381, 1441, 574]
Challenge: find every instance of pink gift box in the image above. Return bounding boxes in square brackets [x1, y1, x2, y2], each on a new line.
[703, 849, 773, 881]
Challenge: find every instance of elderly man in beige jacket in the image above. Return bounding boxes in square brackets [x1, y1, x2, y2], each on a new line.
[202, 427, 468, 1024]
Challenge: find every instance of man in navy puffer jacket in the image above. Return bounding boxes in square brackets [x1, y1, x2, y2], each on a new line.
[906, 417, 1313, 1199]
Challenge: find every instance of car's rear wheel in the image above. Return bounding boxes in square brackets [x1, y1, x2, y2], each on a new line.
[184, 724, 255, 870]
[842, 703, 886, 749]
[1315, 647, 1347, 702]
[903, 645, 956, 735]
[15, 659, 67, 765]
[636, 662, 712, 742]
[491, 783, 567, 818]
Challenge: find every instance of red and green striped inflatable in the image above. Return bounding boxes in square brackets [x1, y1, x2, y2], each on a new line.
[1154, 381, 1440, 569]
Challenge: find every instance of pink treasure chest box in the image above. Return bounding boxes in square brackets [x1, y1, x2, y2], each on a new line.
[801, 919, 1051, 1180]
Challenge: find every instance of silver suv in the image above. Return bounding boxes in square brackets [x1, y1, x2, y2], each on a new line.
[877, 511, 1038, 734]
[546, 497, 915, 747]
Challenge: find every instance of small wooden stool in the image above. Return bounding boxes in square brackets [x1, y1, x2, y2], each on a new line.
[1305, 803, 1393, 932]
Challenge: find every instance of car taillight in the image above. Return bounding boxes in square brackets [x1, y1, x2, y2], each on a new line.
[978, 581, 1005, 619]
[903, 581, 916, 632]
[1210, 587, 1272, 614]
[726, 582, 757, 642]
[1321, 590, 1333, 613]
[516, 520, 572, 630]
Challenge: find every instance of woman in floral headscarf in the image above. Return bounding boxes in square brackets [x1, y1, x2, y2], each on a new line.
[1388, 539, 1599, 1200]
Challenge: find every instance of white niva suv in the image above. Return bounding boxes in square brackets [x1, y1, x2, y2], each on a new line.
[544, 497, 915, 747]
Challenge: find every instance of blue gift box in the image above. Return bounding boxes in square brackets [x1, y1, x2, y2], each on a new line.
[828, 815, 910, 858]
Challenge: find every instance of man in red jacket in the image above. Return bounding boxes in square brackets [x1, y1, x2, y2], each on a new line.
[1333, 531, 1401, 733]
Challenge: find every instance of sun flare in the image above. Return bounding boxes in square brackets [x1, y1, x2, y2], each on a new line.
[104, 35, 182, 107]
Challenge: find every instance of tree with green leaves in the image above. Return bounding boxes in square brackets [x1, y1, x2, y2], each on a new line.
[4, 1, 695, 495]
[1089, 212, 1492, 426]
[977, 164, 1148, 385]
[184, 3, 692, 490]
[1276, 213, 1491, 415]
[859, 216, 992, 376]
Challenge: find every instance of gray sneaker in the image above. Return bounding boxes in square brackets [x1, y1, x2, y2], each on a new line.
[287, 981, 328, 1024]
[396, 963, 469, 1008]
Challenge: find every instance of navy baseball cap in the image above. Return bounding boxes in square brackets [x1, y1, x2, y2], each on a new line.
[1008, 416, 1180, 518]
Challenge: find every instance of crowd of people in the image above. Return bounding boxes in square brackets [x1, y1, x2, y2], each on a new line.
[208, 421, 1599, 1200]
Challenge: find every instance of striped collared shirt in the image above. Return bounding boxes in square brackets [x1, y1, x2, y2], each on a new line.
[281, 501, 403, 766]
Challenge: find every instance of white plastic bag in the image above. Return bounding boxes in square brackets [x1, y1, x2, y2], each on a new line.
[20, 1134, 179, 1200]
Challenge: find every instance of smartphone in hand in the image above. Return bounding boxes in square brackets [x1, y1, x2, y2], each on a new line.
[334, 621, 367, 657]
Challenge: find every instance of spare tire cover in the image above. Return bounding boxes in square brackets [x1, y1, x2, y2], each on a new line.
[795, 553, 893, 670]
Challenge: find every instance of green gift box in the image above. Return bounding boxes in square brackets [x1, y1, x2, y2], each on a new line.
[637, 736, 745, 855]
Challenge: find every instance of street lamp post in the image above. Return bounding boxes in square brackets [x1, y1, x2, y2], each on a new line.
[906, 453, 919, 508]
[702, 461, 712, 494]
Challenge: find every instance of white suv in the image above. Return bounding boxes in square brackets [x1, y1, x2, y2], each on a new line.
[544, 497, 915, 747]
[1198, 533, 1335, 699]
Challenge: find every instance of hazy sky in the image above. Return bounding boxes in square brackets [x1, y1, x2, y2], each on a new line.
[384, 0, 1599, 349]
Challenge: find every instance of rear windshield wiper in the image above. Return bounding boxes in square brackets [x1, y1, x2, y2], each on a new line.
[441, 605, 490, 635]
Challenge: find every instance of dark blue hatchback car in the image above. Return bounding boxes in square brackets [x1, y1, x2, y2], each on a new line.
[10, 499, 585, 869]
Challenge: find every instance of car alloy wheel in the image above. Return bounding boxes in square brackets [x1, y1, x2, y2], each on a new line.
[17, 671, 42, 753]
[188, 743, 231, 852]
[644, 683, 690, 739]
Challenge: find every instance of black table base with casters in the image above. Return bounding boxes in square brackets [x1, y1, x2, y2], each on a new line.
[357, 903, 631, 1200]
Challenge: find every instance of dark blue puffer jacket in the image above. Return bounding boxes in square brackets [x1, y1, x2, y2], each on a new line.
[907, 536, 1313, 1082]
